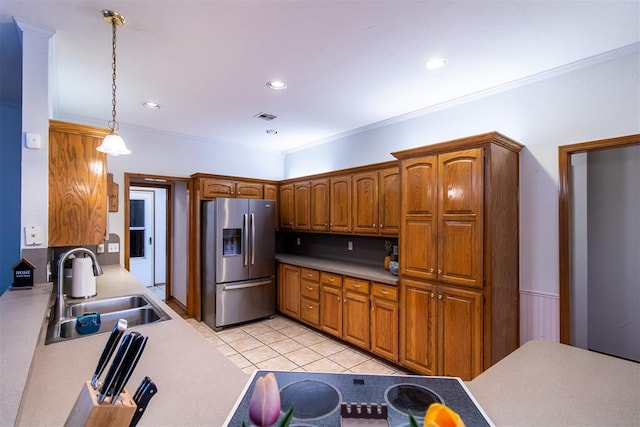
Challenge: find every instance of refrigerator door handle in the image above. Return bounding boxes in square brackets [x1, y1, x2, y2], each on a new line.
[243, 213, 249, 266]
[223, 279, 272, 291]
[251, 213, 256, 265]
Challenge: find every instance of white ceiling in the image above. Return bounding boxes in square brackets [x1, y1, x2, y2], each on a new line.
[1, 1, 638, 152]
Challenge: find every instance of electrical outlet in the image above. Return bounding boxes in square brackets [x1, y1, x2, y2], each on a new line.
[348, 241, 353, 251]
[97, 243, 105, 254]
[296, 237, 301, 246]
[107, 243, 120, 253]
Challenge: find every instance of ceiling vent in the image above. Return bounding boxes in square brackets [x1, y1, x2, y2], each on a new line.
[254, 112, 278, 121]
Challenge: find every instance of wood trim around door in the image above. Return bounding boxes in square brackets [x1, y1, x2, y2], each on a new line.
[558, 133, 640, 344]
[124, 173, 190, 303]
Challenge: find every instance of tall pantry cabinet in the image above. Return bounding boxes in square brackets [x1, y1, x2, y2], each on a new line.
[393, 132, 522, 380]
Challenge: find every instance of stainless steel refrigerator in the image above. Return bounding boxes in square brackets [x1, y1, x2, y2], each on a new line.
[201, 198, 276, 330]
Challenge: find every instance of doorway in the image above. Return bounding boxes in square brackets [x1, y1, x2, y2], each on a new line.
[124, 173, 190, 307]
[558, 134, 640, 361]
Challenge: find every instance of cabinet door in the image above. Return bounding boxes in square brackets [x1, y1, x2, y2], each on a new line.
[280, 264, 300, 318]
[352, 171, 378, 234]
[329, 176, 352, 233]
[370, 283, 399, 362]
[264, 184, 279, 229]
[438, 149, 484, 288]
[400, 156, 438, 281]
[310, 179, 330, 232]
[49, 122, 108, 246]
[321, 285, 342, 338]
[400, 278, 437, 375]
[202, 178, 235, 198]
[294, 181, 311, 230]
[343, 278, 370, 350]
[437, 284, 483, 380]
[279, 184, 294, 230]
[236, 182, 264, 199]
[378, 167, 400, 236]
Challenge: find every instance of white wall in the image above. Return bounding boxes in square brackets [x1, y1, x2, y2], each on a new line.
[284, 48, 640, 342]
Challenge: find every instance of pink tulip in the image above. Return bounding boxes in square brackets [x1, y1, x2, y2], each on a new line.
[248, 372, 281, 426]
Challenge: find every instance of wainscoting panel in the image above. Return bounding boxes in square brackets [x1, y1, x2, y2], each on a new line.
[520, 290, 560, 344]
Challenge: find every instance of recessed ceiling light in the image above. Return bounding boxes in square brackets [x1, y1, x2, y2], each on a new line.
[425, 58, 448, 70]
[266, 129, 278, 135]
[266, 80, 287, 91]
[143, 101, 160, 109]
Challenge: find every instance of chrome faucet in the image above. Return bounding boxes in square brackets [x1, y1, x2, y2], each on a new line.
[54, 248, 103, 323]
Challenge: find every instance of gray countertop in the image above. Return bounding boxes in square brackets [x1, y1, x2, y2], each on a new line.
[2, 265, 248, 427]
[276, 253, 399, 285]
[468, 340, 640, 426]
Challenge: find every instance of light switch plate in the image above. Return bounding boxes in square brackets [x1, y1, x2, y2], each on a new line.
[25, 132, 42, 149]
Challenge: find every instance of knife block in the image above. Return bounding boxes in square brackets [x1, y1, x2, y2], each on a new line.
[65, 381, 137, 427]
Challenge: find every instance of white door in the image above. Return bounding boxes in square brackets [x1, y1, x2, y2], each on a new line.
[129, 190, 155, 287]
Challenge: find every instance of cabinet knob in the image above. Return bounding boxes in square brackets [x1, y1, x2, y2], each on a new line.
[438, 269, 442, 274]
[380, 224, 383, 228]
[430, 292, 434, 298]
[354, 284, 361, 288]
[380, 290, 389, 295]
[373, 224, 376, 227]
[307, 305, 313, 310]
[429, 268, 434, 273]
[307, 286, 313, 290]
[328, 277, 334, 282]
[438, 294, 443, 300]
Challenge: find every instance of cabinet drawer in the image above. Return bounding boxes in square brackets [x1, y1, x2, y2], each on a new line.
[300, 298, 320, 326]
[371, 283, 398, 301]
[301, 282, 320, 301]
[344, 277, 369, 294]
[300, 268, 320, 282]
[321, 272, 342, 287]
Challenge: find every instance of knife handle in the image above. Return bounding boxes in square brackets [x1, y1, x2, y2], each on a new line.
[91, 320, 127, 389]
[112, 335, 148, 403]
[98, 332, 135, 404]
[130, 379, 157, 427]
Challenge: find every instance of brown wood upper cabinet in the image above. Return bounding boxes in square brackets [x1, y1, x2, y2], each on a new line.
[394, 132, 523, 380]
[279, 184, 294, 229]
[310, 179, 330, 232]
[49, 120, 109, 246]
[201, 178, 264, 199]
[352, 167, 400, 235]
[329, 175, 351, 233]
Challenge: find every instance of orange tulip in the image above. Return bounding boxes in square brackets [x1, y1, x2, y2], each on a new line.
[424, 403, 465, 427]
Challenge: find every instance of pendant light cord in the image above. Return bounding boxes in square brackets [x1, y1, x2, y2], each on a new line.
[109, 17, 119, 133]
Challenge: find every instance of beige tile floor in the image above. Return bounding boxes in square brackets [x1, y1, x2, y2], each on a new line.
[185, 315, 408, 375]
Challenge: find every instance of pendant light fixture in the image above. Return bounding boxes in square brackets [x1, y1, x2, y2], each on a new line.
[96, 10, 131, 156]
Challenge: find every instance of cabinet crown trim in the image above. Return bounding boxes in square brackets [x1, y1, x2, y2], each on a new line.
[392, 132, 523, 159]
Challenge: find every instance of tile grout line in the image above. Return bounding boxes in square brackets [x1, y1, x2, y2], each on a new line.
[184, 314, 409, 376]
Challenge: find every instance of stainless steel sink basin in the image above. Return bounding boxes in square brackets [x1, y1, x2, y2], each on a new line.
[45, 293, 171, 344]
[66, 294, 150, 317]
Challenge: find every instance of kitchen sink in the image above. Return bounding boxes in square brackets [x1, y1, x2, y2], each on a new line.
[45, 293, 171, 344]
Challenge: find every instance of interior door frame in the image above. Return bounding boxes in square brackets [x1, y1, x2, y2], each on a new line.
[558, 133, 640, 344]
[125, 173, 190, 302]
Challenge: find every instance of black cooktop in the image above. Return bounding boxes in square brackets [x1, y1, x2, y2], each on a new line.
[224, 370, 492, 426]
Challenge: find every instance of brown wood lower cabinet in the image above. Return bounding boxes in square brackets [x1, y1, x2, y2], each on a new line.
[399, 278, 483, 380]
[279, 264, 300, 318]
[300, 268, 321, 327]
[342, 277, 370, 350]
[370, 283, 399, 362]
[320, 272, 343, 338]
